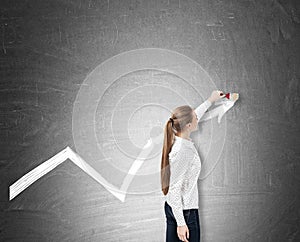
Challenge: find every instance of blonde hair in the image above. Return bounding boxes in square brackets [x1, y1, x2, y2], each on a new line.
[160, 105, 193, 195]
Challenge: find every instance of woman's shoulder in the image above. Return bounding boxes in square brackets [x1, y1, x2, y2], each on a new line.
[169, 141, 194, 160]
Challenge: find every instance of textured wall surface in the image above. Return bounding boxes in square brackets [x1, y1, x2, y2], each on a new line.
[1, 0, 299, 241]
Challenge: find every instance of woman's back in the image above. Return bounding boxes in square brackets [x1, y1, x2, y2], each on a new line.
[165, 135, 202, 227]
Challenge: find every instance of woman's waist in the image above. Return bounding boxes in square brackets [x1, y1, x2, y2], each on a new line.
[165, 201, 198, 212]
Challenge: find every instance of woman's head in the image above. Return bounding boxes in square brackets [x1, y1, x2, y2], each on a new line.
[170, 105, 199, 134]
[160, 105, 197, 195]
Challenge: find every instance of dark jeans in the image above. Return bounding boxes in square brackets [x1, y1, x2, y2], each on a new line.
[164, 201, 201, 242]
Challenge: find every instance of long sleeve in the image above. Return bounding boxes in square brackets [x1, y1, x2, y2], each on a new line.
[168, 148, 194, 226]
[195, 99, 212, 122]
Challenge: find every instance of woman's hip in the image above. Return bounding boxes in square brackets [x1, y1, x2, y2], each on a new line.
[164, 201, 199, 226]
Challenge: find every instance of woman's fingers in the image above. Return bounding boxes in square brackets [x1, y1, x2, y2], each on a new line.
[217, 90, 225, 98]
[178, 227, 189, 241]
[180, 235, 188, 242]
[182, 231, 189, 241]
[210, 90, 225, 101]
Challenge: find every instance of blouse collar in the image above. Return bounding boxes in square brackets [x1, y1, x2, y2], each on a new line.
[174, 135, 194, 147]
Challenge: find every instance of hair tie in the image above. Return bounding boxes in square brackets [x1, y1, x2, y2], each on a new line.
[169, 117, 174, 124]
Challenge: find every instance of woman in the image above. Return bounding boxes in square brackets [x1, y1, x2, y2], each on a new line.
[161, 90, 225, 242]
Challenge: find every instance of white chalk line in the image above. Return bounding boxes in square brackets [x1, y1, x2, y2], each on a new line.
[9, 96, 238, 202]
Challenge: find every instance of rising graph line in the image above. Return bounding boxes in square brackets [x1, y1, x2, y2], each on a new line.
[9, 147, 126, 202]
[9, 95, 239, 201]
[9, 138, 160, 202]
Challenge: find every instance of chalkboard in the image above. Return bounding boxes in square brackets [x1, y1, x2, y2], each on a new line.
[1, 0, 299, 241]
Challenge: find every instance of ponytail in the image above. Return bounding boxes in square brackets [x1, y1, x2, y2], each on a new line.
[160, 105, 193, 196]
[160, 118, 174, 195]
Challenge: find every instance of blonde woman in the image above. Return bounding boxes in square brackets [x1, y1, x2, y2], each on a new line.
[161, 90, 225, 242]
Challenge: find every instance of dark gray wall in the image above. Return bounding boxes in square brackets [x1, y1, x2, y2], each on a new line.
[1, 0, 299, 241]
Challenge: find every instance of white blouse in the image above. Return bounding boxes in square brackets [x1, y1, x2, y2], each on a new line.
[164, 99, 212, 226]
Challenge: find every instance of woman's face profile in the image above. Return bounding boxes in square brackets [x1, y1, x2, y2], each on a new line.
[189, 110, 198, 132]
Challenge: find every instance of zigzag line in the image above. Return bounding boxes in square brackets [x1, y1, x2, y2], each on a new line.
[9, 98, 238, 202]
[9, 147, 126, 202]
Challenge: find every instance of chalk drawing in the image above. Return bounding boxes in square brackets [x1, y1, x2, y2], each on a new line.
[120, 14, 129, 24]
[35, 83, 38, 106]
[9, 96, 237, 202]
[0, 14, 22, 54]
[88, 0, 93, 9]
[9, 48, 239, 202]
[9, 146, 127, 201]
[9, 134, 161, 202]
[209, 27, 226, 41]
[58, 23, 62, 43]
[200, 93, 239, 123]
[1, 23, 6, 54]
[206, 20, 226, 40]
[1, 22, 18, 53]
[227, 12, 235, 19]
[73, 48, 233, 186]
[112, 20, 118, 46]
[207, 20, 224, 27]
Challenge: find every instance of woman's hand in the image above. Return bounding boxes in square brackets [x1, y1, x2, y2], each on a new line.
[208, 90, 225, 103]
[177, 225, 189, 242]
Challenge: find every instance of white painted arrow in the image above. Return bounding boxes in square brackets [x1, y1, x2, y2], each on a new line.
[9, 139, 160, 202]
[200, 93, 239, 123]
[9, 94, 239, 202]
[9, 147, 127, 202]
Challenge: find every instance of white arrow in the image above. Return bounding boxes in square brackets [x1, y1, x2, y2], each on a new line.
[9, 147, 127, 202]
[9, 140, 160, 202]
[200, 93, 239, 123]
[9, 94, 239, 202]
